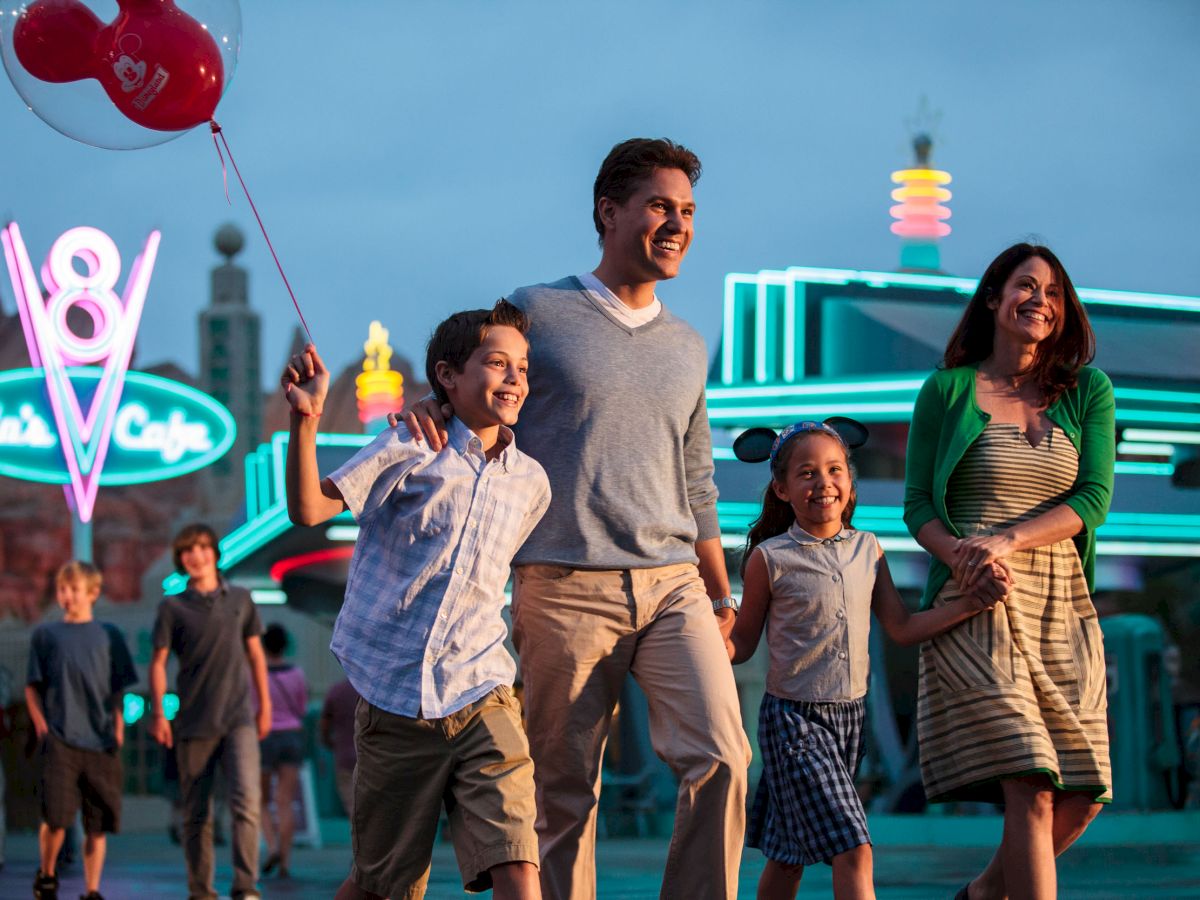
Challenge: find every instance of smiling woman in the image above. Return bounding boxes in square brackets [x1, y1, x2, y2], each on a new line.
[903, 242, 1115, 900]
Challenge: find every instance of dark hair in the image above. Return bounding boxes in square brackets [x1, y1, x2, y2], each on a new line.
[592, 137, 702, 245]
[172, 522, 221, 574]
[262, 623, 290, 656]
[425, 299, 531, 404]
[943, 243, 1095, 405]
[56, 560, 102, 594]
[741, 432, 857, 576]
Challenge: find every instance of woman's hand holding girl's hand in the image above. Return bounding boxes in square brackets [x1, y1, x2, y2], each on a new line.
[964, 560, 1013, 610]
[281, 344, 329, 417]
[952, 532, 1018, 589]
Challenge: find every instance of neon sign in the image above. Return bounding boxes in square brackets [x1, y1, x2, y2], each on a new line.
[0, 223, 235, 519]
[890, 166, 952, 239]
[355, 320, 404, 429]
[0, 368, 235, 485]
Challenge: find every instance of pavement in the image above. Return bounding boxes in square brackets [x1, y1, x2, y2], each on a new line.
[2, 816, 1198, 899]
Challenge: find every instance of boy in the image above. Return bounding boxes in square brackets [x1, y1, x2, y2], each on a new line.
[148, 524, 270, 900]
[282, 299, 549, 900]
[26, 561, 138, 900]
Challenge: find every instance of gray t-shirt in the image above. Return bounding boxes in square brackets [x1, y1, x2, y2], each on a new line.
[508, 277, 719, 568]
[152, 580, 263, 740]
[27, 620, 138, 752]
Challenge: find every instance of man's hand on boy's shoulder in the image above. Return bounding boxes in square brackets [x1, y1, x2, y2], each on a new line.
[388, 394, 453, 451]
[281, 343, 329, 417]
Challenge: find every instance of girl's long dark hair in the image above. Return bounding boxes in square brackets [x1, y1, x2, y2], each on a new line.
[740, 433, 857, 577]
[943, 243, 1095, 406]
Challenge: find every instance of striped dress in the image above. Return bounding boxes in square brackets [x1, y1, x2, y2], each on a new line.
[917, 423, 1112, 804]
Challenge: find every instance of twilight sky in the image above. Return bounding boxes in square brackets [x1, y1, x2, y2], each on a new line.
[1, 0, 1197, 389]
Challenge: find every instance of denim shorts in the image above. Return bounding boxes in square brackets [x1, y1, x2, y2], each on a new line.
[260, 729, 305, 769]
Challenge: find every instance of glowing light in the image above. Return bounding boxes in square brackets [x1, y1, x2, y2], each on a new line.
[325, 525, 361, 541]
[723, 267, 1200, 318]
[251, 589, 288, 605]
[1123, 429, 1200, 445]
[1117, 442, 1174, 457]
[123, 693, 145, 726]
[889, 168, 952, 239]
[269, 547, 355, 582]
[1114, 461, 1174, 476]
[356, 321, 404, 430]
[2, 223, 160, 521]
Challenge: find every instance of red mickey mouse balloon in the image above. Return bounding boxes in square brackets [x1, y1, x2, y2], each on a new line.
[1, 0, 241, 149]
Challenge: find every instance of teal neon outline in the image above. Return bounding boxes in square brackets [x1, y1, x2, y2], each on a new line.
[724, 266, 1200, 314]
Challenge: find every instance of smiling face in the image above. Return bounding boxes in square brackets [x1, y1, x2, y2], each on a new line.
[598, 167, 695, 283]
[179, 537, 219, 584]
[988, 256, 1063, 350]
[437, 324, 529, 435]
[56, 576, 100, 622]
[772, 433, 853, 539]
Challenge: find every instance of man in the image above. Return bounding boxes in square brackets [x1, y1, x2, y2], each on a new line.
[149, 524, 270, 900]
[405, 138, 750, 900]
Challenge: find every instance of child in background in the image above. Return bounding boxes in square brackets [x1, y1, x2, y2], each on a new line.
[724, 421, 1010, 900]
[258, 623, 308, 879]
[282, 299, 550, 900]
[26, 561, 138, 900]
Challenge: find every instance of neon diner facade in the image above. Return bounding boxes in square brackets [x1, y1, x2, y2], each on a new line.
[174, 265, 1200, 606]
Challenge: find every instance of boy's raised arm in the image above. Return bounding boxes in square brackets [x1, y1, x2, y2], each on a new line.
[282, 344, 347, 525]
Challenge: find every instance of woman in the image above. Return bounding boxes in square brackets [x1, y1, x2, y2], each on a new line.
[258, 623, 308, 879]
[903, 243, 1114, 900]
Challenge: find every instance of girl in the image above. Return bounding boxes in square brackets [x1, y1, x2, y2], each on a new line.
[725, 420, 1010, 900]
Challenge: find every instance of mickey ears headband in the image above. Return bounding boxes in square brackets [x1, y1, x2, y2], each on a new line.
[731, 416, 870, 464]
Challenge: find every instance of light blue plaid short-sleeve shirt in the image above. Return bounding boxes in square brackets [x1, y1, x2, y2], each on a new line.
[328, 417, 550, 718]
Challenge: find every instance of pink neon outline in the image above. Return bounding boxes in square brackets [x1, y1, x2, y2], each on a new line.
[51, 293, 118, 362]
[2, 224, 161, 522]
[2, 224, 46, 367]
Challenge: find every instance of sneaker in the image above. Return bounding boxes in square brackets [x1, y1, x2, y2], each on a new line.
[33, 869, 59, 899]
[79, 893, 106, 900]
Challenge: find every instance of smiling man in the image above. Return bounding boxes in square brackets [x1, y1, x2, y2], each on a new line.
[405, 138, 751, 900]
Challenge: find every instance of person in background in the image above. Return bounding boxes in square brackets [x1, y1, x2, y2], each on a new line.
[149, 524, 271, 900]
[319, 678, 359, 820]
[258, 623, 308, 879]
[26, 561, 138, 900]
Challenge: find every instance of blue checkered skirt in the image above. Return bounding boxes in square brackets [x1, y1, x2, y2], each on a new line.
[747, 693, 870, 866]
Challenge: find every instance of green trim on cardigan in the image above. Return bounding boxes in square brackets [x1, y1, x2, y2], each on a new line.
[903, 364, 1115, 609]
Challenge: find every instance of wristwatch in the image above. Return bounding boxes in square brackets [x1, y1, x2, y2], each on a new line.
[711, 596, 739, 614]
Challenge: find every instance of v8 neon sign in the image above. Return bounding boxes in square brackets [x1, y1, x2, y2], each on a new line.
[1, 223, 160, 522]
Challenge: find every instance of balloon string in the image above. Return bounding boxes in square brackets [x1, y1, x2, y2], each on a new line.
[209, 120, 313, 345]
[210, 125, 231, 204]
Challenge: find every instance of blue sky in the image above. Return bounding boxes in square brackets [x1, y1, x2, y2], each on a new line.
[2, 0, 1197, 388]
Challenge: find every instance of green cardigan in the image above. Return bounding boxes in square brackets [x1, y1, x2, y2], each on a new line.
[903, 363, 1115, 609]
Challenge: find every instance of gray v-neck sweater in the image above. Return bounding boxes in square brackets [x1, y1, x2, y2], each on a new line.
[508, 276, 719, 569]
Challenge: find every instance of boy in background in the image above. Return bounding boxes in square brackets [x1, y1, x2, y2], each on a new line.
[148, 524, 271, 900]
[27, 561, 138, 900]
[282, 299, 549, 900]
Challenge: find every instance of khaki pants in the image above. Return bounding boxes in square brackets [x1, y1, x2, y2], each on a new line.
[513, 563, 751, 900]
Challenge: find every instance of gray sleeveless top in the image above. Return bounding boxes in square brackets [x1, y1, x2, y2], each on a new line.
[757, 524, 879, 702]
